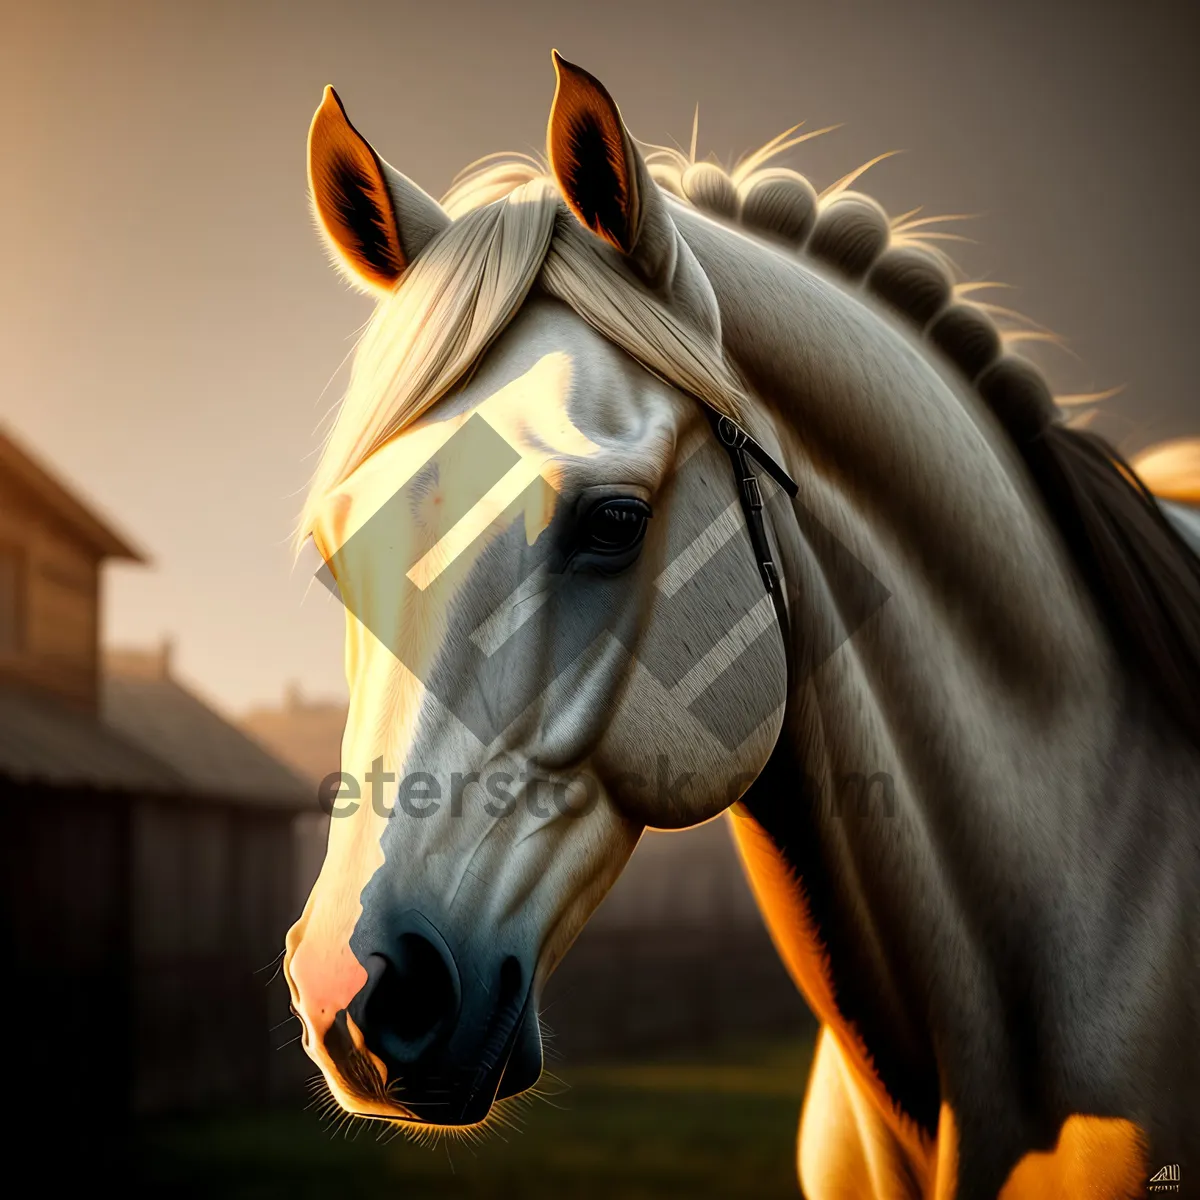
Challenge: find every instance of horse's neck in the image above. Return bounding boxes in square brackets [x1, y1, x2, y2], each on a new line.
[676, 209, 1200, 1154]
[676, 207, 1119, 774]
[675, 204, 1134, 1124]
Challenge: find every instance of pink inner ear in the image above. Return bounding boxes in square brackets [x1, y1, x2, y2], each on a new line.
[548, 56, 637, 254]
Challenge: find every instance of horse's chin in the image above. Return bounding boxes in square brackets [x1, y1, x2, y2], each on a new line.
[337, 1000, 544, 1130]
[494, 1019, 545, 1102]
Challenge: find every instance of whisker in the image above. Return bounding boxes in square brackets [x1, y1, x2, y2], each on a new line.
[254, 949, 286, 975]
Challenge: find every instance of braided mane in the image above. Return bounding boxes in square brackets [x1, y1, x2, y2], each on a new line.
[441, 130, 1200, 745]
[643, 132, 1103, 419]
[445, 130, 1102, 432]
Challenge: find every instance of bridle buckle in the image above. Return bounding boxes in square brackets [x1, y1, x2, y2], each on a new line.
[704, 408, 796, 690]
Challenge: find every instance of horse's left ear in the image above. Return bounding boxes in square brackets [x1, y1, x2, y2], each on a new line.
[547, 51, 677, 290]
[308, 86, 450, 294]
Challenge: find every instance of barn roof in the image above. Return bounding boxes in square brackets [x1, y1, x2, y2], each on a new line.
[102, 645, 313, 810]
[0, 681, 181, 793]
[0, 424, 146, 562]
[0, 648, 316, 809]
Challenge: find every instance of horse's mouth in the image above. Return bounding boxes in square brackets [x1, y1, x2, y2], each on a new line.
[407, 960, 538, 1127]
[334, 957, 541, 1128]
[344, 1013, 538, 1127]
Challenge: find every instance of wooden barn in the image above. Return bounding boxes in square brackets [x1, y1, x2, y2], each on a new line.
[0, 426, 314, 1160]
[103, 641, 315, 1113]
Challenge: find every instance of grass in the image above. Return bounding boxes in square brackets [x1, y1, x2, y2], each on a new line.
[135, 1036, 815, 1198]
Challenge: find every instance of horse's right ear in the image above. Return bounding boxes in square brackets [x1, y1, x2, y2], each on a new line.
[547, 52, 677, 290]
[308, 86, 450, 294]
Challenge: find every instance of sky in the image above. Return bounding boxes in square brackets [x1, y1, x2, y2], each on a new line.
[2, 0, 1197, 716]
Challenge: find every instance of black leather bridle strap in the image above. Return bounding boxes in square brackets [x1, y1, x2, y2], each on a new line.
[710, 412, 798, 690]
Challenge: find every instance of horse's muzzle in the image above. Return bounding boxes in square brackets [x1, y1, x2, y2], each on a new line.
[326, 913, 542, 1126]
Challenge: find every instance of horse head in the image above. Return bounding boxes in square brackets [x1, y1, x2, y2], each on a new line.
[283, 55, 791, 1130]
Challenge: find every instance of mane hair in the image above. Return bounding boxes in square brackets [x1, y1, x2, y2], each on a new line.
[298, 176, 747, 545]
[303, 127, 1200, 744]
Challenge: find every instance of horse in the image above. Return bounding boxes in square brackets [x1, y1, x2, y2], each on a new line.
[283, 52, 1200, 1198]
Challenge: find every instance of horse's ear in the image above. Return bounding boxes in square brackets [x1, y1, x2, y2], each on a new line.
[308, 86, 450, 294]
[547, 52, 675, 288]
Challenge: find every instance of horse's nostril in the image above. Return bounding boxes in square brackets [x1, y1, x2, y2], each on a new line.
[498, 955, 522, 1005]
[360, 933, 459, 1054]
[331, 935, 535, 1124]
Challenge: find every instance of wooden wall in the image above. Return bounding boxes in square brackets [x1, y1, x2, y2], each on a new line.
[132, 798, 305, 1112]
[0, 472, 100, 710]
[1, 782, 132, 1163]
[1, 776, 311, 1127]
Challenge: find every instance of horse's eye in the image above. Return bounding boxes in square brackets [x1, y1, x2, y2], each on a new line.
[578, 496, 648, 556]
